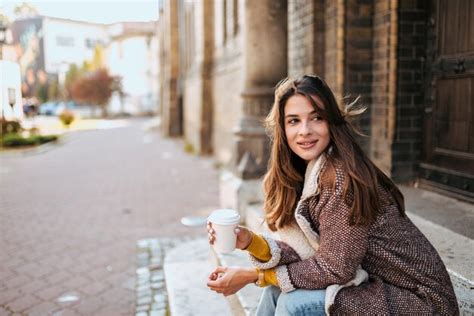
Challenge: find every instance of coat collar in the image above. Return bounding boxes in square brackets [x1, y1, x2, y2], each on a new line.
[301, 153, 327, 200]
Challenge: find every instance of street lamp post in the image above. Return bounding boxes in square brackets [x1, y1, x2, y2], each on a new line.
[8, 88, 16, 113]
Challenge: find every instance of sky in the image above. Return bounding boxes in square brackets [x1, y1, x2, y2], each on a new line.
[2, 0, 159, 24]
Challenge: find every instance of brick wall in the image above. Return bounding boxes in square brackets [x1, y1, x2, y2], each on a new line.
[392, 0, 428, 182]
[325, 0, 345, 98]
[370, 0, 397, 175]
[287, 0, 325, 77]
[288, 1, 314, 76]
[344, 0, 374, 153]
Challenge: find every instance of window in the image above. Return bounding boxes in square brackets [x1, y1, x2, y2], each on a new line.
[56, 36, 74, 47]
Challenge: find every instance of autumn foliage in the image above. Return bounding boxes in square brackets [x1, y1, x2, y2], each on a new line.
[69, 68, 121, 117]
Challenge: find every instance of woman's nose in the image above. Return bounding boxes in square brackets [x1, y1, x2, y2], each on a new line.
[298, 121, 312, 136]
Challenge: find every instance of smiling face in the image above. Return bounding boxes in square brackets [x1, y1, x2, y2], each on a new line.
[284, 94, 330, 162]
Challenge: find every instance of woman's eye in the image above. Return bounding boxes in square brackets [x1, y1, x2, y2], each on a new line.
[312, 116, 322, 121]
[288, 119, 298, 125]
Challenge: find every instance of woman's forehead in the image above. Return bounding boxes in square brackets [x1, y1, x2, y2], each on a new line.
[285, 93, 325, 112]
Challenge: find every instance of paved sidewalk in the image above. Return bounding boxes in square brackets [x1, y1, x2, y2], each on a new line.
[0, 118, 219, 315]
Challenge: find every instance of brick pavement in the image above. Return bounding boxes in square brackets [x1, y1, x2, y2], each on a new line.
[0, 118, 220, 315]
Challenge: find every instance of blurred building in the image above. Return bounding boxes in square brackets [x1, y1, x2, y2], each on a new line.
[10, 16, 159, 115]
[159, 0, 474, 207]
[10, 16, 106, 97]
[107, 22, 159, 116]
[1, 20, 23, 121]
[0, 61, 23, 121]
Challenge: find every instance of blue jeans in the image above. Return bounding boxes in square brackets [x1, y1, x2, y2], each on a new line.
[255, 286, 326, 316]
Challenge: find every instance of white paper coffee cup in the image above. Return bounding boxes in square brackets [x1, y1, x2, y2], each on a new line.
[208, 209, 241, 254]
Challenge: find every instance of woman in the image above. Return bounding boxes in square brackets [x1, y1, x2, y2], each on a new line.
[207, 75, 458, 315]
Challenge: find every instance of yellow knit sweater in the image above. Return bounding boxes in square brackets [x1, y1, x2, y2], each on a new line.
[246, 232, 278, 287]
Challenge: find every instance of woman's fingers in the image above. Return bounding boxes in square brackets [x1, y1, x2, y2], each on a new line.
[208, 232, 215, 244]
[207, 266, 227, 287]
[208, 272, 218, 281]
[207, 221, 216, 244]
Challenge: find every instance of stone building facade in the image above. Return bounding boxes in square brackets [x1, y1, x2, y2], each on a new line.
[159, 0, 474, 209]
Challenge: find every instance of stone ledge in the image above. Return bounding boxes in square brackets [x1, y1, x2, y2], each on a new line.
[407, 213, 474, 314]
[211, 248, 263, 316]
[163, 238, 233, 316]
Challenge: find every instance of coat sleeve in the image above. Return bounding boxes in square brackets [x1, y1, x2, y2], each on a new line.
[248, 234, 302, 269]
[276, 179, 370, 293]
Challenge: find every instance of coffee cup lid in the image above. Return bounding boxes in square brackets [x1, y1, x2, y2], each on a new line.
[208, 209, 240, 225]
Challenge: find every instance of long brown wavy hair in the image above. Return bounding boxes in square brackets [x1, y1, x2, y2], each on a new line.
[263, 75, 405, 231]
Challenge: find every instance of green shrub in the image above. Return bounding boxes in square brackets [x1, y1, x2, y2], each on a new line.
[1, 133, 58, 147]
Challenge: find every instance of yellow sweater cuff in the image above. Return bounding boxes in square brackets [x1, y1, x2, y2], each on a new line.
[246, 232, 272, 262]
[256, 268, 278, 287]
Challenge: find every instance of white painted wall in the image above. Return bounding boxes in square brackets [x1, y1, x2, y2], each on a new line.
[0, 61, 24, 120]
[42, 18, 107, 74]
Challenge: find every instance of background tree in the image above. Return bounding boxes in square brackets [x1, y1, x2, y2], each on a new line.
[36, 82, 48, 104]
[0, 9, 11, 24]
[14, 2, 39, 18]
[70, 68, 121, 117]
[65, 64, 82, 99]
[48, 79, 59, 101]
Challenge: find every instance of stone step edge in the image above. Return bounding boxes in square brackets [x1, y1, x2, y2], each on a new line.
[163, 238, 235, 316]
[407, 212, 473, 313]
[210, 246, 264, 316]
[245, 205, 474, 314]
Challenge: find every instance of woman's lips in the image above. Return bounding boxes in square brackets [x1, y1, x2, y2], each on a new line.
[297, 140, 317, 149]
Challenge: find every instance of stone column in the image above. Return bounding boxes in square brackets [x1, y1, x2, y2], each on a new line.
[220, 0, 287, 221]
[161, 0, 182, 137]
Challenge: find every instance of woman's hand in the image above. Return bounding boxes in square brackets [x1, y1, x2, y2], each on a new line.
[207, 222, 253, 250]
[207, 266, 258, 296]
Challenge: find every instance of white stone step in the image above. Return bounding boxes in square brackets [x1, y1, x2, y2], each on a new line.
[210, 248, 264, 316]
[164, 238, 233, 315]
[408, 213, 473, 313]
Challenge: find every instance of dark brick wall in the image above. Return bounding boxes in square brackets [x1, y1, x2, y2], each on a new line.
[288, 1, 316, 76]
[392, 0, 428, 182]
[287, 0, 325, 77]
[344, 0, 374, 154]
[324, 0, 341, 95]
[371, 0, 396, 175]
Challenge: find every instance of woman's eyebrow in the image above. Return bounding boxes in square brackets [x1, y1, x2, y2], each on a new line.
[284, 110, 317, 118]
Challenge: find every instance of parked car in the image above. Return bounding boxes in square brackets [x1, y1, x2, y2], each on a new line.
[38, 102, 61, 116]
[23, 99, 39, 117]
[39, 101, 77, 116]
